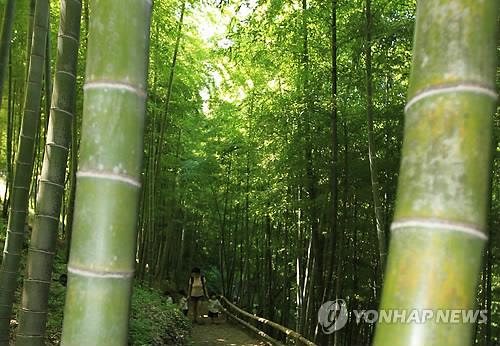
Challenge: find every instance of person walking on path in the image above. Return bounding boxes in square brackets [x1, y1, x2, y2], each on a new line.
[188, 267, 207, 323]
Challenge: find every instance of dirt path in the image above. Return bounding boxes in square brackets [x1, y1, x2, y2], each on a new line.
[190, 322, 268, 346]
[189, 301, 268, 346]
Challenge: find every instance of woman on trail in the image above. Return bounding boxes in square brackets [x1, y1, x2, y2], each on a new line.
[188, 267, 207, 323]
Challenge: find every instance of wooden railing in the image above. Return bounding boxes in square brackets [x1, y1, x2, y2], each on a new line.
[220, 296, 317, 346]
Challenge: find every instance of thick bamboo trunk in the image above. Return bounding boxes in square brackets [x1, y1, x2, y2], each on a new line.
[31, 19, 53, 213]
[373, 1, 498, 345]
[60, 0, 152, 344]
[0, 0, 49, 343]
[24, 0, 36, 83]
[43, 25, 52, 135]
[64, 0, 87, 264]
[15, 0, 82, 344]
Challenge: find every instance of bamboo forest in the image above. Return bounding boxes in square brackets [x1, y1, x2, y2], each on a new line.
[0, 0, 498, 345]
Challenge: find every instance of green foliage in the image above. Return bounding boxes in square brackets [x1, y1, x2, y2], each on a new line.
[129, 283, 191, 346]
[36, 255, 192, 346]
[137, 2, 418, 341]
[45, 256, 69, 345]
[0, 0, 498, 344]
[203, 265, 223, 295]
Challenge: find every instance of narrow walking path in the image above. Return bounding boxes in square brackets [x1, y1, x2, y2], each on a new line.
[189, 301, 268, 346]
[190, 322, 268, 346]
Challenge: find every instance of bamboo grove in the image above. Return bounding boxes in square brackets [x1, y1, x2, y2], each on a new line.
[0, 0, 498, 345]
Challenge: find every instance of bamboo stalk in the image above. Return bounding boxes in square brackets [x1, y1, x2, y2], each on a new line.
[60, 0, 152, 344]
[365, 0, 386, 281]
[374, 1, 498, 345]
[15, 0, 82, 344]
[0, 0, 16, 110]
[0, 0, 50, 343]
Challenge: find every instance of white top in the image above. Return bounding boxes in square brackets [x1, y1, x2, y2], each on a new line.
[179, 297, 188, 310]
[208, 298, 222, 313]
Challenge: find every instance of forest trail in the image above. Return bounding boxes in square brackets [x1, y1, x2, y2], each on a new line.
[190, 323, 268, 346]
[189, 302, 268, 346]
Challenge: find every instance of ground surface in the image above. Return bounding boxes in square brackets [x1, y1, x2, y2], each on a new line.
[191, 322, 268, 346]
[189, 302, 268, 346]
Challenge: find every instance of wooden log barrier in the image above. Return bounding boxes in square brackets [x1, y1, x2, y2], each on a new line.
[221, 306, 284, 346]
[220, 296, 317, 346]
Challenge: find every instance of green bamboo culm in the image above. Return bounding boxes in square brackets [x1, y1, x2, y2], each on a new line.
[0, 0, 16, 110]
[60, 0, 152, 345]
[373, 1, 498, 345]
[0, 0, 49, 344]
[15, 1, 82, 345]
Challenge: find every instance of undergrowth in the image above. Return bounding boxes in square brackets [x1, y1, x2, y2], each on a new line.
[129, 284, 191, 345]
[7, 250, 191, 345]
